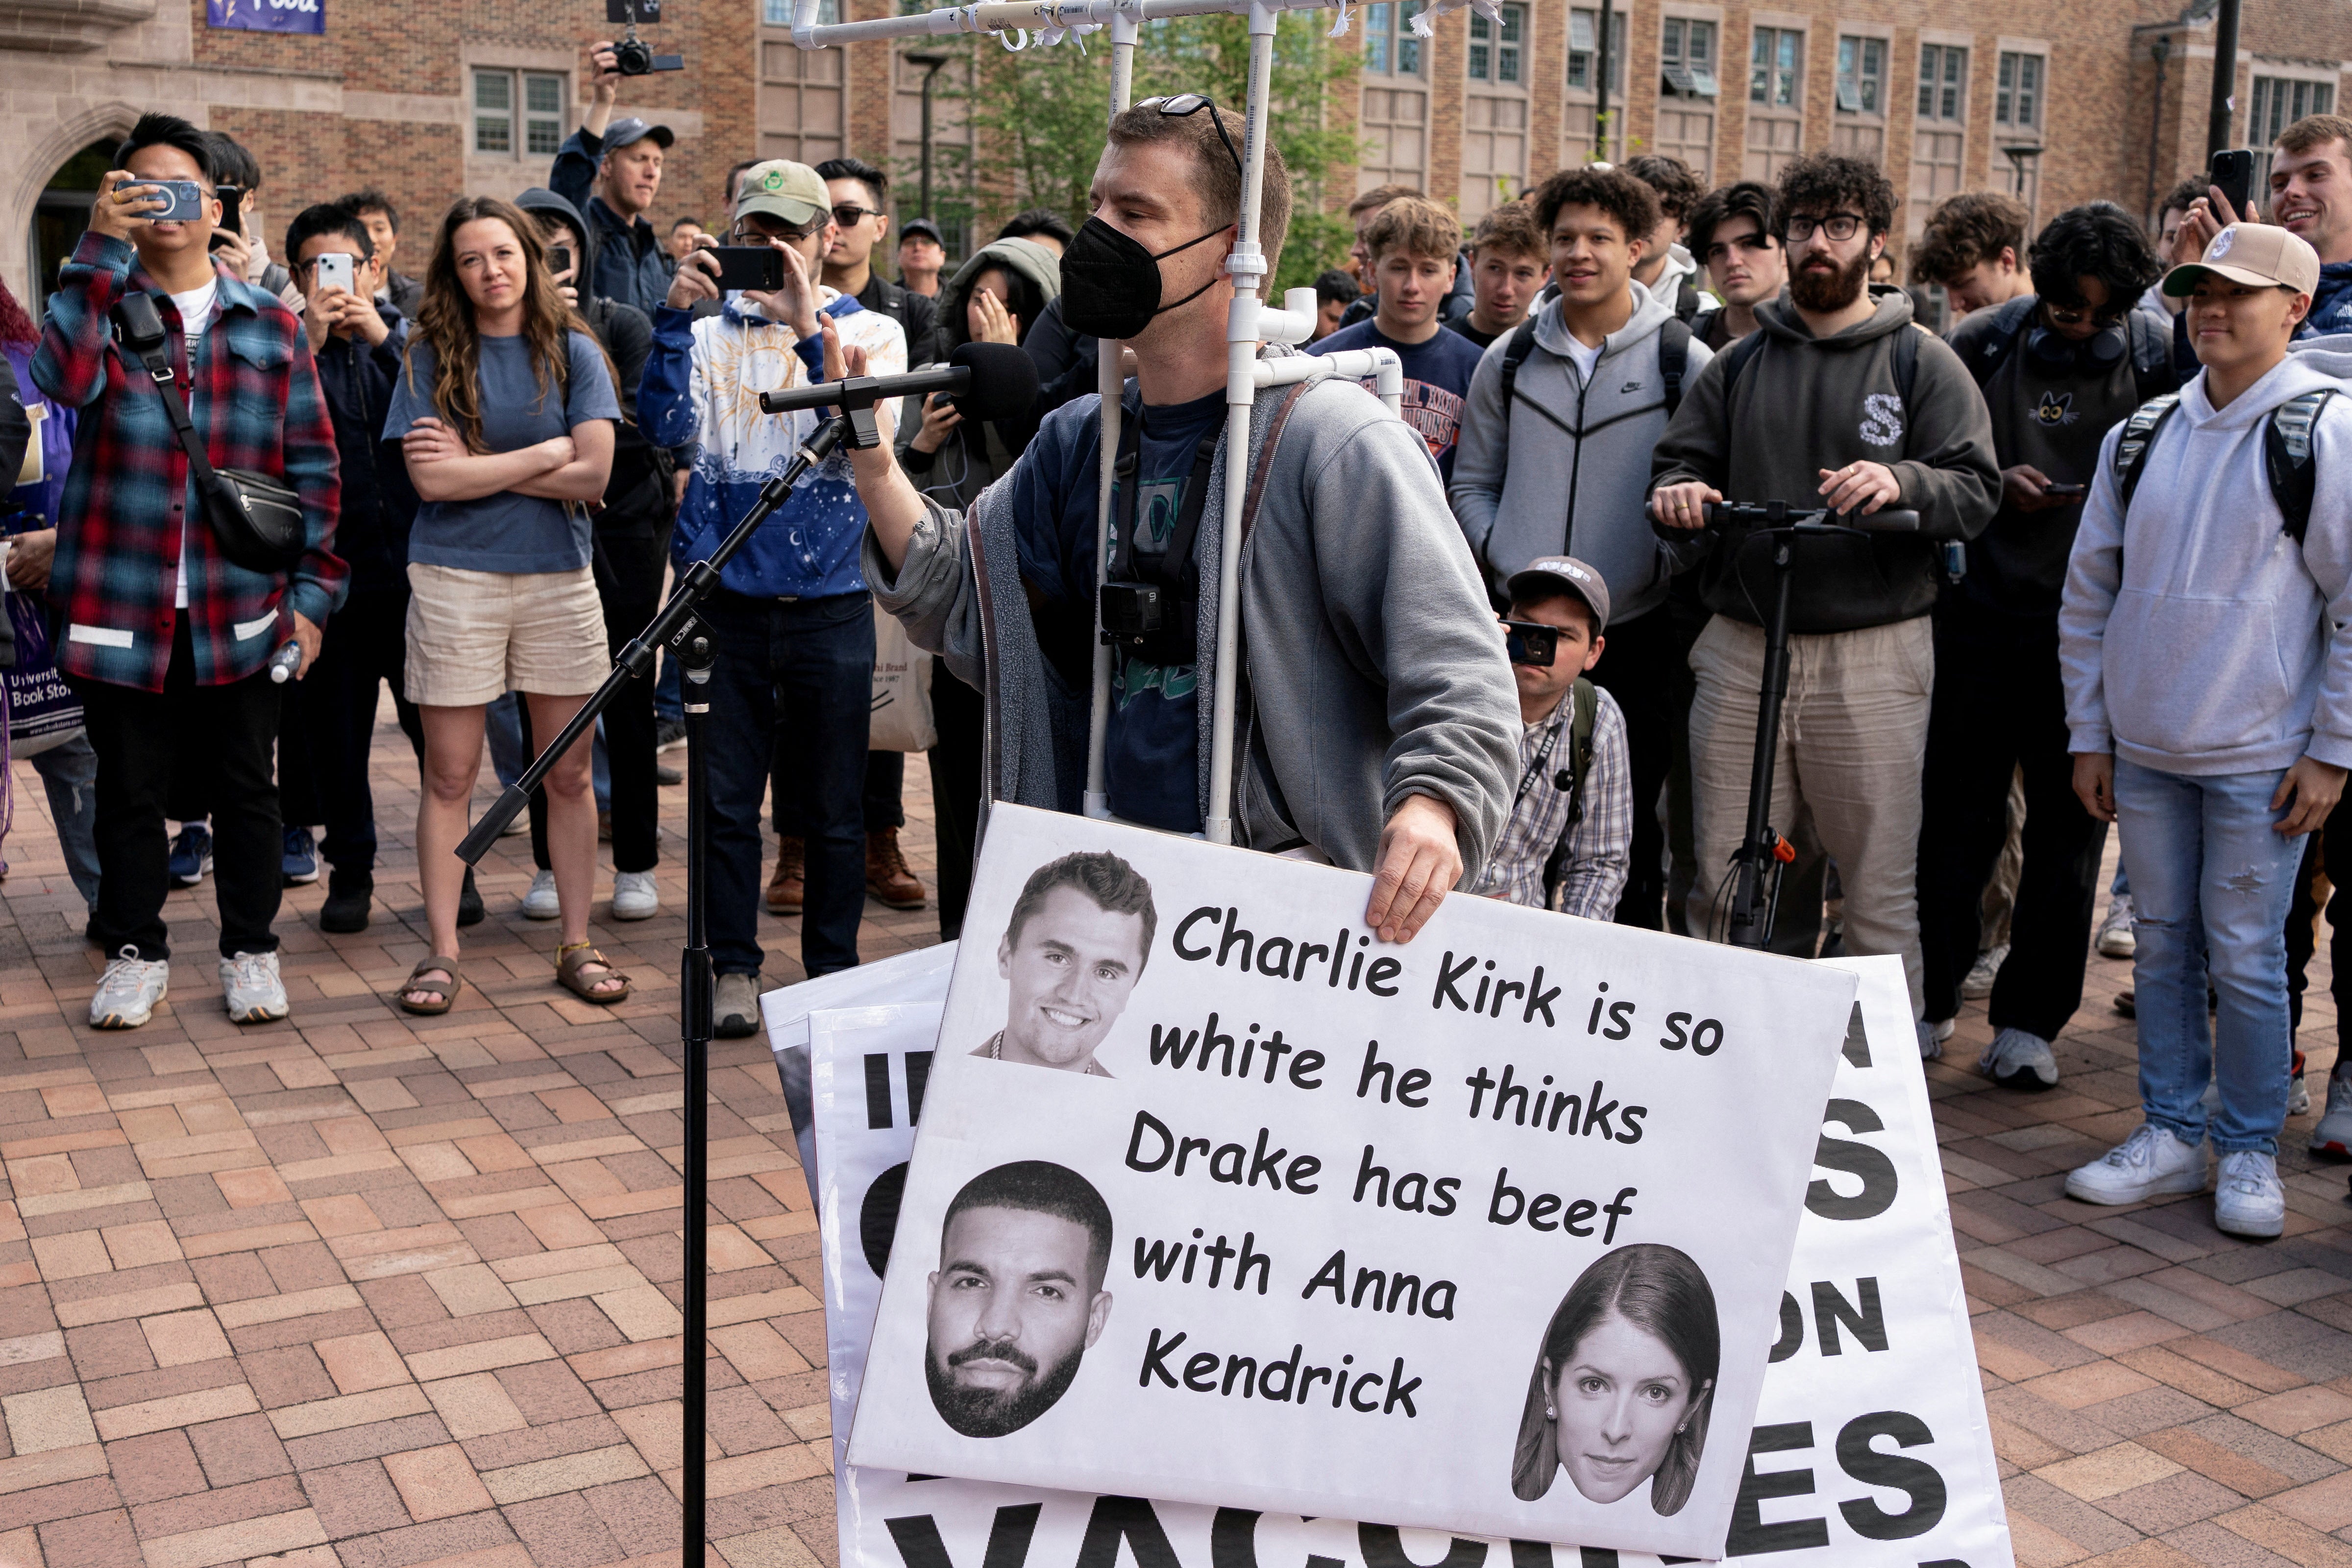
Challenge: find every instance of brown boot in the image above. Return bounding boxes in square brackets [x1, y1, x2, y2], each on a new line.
[867, 827, 927, 910]
[767, 836, 806, 914]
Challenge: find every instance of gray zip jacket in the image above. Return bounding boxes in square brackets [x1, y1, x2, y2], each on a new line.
[863, 344, 1520, 883]
[1449, 281, 1713, 617]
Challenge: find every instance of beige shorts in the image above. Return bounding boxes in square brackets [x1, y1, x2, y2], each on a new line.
[404, 562, 608, 707]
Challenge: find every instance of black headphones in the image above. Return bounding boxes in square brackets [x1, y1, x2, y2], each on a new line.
[2024, 319, 2128, 375]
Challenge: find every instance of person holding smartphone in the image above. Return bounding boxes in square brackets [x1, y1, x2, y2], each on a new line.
[1915, 203, 2178, 1091]
[383, 195, 623, 1016]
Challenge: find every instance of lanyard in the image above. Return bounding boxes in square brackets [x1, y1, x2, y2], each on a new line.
[1513, 708, 1569, 810]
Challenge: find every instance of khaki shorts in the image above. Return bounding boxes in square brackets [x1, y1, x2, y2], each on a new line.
[405, 562, 608, 707]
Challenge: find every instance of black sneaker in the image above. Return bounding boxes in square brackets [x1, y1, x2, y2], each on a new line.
[655, 717, 687, 753]
[319, 875, 372, 934]
[457, 866, 485, 928]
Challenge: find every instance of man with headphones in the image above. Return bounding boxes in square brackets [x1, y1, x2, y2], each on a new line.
[1917, 202, 2176, 1090]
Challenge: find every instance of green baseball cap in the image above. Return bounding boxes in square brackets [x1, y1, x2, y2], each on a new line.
[736, 159, 829, 228]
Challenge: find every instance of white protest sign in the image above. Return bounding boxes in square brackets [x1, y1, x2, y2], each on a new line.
[841, 806, 1859, 1559]
[811, 955, 2009, 1568]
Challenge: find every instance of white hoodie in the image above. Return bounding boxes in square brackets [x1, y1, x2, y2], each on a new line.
[2060, 352, 2352, 777]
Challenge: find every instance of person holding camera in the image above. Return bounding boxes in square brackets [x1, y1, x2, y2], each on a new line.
[1471, 558, 1631, 917]
[1649, 152, 1999, 1046]
[844, 100, 1517, 940]
[32, 113, 344, 1030]
[384, 196, 624, 1016]
[1916, 203, 2174, 1091]
[639, 159, 907, 1033]
[549, 40, 676, 316]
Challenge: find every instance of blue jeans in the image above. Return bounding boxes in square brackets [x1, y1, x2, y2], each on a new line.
[28, 733, 99, 911]
[701, 588, 873, 978]
[2115, 758, 2306, 1154]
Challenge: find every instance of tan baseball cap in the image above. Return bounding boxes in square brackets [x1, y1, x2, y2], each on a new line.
[2162, 221, 2321, 297]
[735, 160, 829, 228]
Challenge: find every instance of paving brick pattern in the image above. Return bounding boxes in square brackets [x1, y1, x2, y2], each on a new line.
[0, 711, 2348, 1566]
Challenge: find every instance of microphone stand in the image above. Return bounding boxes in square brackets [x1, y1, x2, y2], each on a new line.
[453, 398, 881, 1554]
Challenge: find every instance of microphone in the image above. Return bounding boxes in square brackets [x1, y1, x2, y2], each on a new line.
[758, 341, 1039, 425]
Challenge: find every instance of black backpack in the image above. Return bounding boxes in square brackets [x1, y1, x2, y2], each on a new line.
[1537, 677, 1602, 910]
[2112, 387, 2337, 543]
[1497, 314, 1692, 420]
[1964, 294, 2174, 405]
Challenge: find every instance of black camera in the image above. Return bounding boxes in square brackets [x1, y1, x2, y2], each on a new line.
[1099, 582, 1166, 648]
[1503, 620, 1559, 666]
[614, 33, 684, 74]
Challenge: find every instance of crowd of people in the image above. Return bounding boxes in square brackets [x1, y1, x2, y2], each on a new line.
[8, 50, 2352, 1246]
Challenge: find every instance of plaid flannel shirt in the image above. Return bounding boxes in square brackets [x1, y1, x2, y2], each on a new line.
[32, 233, 344, 692]
[1472, 683, 1633, 917]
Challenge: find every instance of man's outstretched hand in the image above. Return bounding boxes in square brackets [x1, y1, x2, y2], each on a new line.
[1366, 793, 1462, 944]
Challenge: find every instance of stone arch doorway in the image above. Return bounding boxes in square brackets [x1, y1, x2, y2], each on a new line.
[30, 141, 115, 302]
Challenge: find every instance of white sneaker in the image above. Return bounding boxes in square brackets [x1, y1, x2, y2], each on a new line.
[1961, 943, 2009, 1000]
[2214, 1150, 2286, 1238]
[1979, 1027, 2058, 1090]
[520, 869, 560, 920]
[2065, 1123, 2207, 1205]
[2097, 894, 2136, 958]
[220, 951, 289, 1024]
[612, 870, 660, 921]
[1918, 1016, 1955, 1060]
[2290, 1072, 2312, 1118]
[2311, 1065, 2352, 1158]
[90, 947, 169, 1029]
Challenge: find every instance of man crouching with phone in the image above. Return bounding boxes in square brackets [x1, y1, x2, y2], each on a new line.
[32, 112, 343, 1030]
[829, 99, 1517, 941]
[638, 159, 906, 1035]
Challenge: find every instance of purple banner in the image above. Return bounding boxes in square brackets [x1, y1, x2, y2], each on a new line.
[205, 0, 324, 34]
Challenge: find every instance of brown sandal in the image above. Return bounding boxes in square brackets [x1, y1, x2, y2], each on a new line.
[397, 956, 464, 1016]
[556, 942, 630, 1005]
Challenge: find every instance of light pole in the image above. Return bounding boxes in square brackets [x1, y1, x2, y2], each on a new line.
[2206, 0, 2240, 160]
[905, 50, 952, 223]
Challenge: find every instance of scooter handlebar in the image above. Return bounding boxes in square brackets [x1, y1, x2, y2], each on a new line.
[1699, 501, 1923, 533]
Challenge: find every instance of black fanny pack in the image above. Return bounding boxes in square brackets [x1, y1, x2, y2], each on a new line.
[110, 293, 304, 574]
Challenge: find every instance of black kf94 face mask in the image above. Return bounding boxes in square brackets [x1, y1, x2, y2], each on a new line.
[1060, 215, 1229, 340]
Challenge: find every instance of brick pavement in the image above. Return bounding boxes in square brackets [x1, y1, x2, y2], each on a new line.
[0, 711, 2347, 1565]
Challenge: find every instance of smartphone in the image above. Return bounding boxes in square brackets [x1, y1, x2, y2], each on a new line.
[546, 244, 572, 277]
[144, 180, 206, 224]
[313, 252, 354, 296]
[710, 245, 785, 292]
[2209, 148, 2258, 222]
[2043, 482, 2088, 501]
[1503, 620, 1559, 667]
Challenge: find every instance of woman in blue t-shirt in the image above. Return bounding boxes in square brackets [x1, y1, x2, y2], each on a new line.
[384, 196, 624, 1014]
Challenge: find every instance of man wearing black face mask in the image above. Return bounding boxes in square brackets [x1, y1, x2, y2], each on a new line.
[832, 97, 1519, 945]
[1917, 202, 2173, 1090]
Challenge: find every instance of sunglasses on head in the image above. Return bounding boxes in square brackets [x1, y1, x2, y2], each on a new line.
[1137, 93, 1245, 179]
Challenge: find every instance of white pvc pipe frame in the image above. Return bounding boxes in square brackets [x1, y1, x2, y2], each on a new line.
[792, 0, 1404, 844]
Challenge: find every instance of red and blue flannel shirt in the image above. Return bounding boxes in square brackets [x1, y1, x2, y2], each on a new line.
[31, 233, 344, 692]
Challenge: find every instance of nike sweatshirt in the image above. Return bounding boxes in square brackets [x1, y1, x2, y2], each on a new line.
[2059, 352, 2352, 778]
[1648, 286, 2001, 634]
[1448, 281, 1713, 620]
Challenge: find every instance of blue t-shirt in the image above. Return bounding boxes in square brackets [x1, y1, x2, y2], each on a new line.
[384, 329, 621, 573]
[1314, 318, 1484, 479]
[1010, 387, 1226, 834]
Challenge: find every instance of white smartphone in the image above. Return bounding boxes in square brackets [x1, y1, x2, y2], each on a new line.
[314, 253, 355, 295]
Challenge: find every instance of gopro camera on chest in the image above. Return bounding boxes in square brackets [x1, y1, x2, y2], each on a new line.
[1100, 580, 1168, 647]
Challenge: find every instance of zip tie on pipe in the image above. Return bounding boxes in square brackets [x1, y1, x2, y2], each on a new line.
[1000, 25, 1031, 47]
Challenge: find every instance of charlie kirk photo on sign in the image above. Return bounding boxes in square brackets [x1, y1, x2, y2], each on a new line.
[973, 852, 1159, 1077]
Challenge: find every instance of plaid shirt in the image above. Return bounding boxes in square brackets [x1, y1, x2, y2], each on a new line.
[1473, 682, 1632, 917]
[32, 233, 344, 692]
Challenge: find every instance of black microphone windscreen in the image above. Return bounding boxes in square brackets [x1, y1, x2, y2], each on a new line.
[948, 341, 1040, 425]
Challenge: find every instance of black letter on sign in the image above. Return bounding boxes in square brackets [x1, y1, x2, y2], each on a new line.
[1768, 1292, 1803, 1363]
[1507, 1543, 1557, 1568]
[865, 1054, 895, 1129]
[1836, 1412, 1947, 1541]
[1726, 1422, 1829, 1556]
[860, 1162, 909, 1280]
[886, 1503, 1043, 1568]
[1209, 1510, 1262, 1568]
[1076, 1497, 1184, 1568]
[1840, 1003, 1870, 1068]
[1813, 1278, 1887, 1357]
[1357, 1526, 1488, 1568]
[1808, 1099, 1897, 1221]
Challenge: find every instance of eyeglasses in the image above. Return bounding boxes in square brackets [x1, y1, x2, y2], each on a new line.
[732, 219, 821, 245]
[2043, 300, 2130, 328]
[831, 203, 883, 229]
[1783, 212, 1867, 243]
[1701, 233, 1776, 265]
[1138, 93, 1244, 179]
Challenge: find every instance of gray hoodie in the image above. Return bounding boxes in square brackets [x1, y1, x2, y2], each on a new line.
[863, 344, 1521, 882]
[1649, 286, 2001, 634]
[1449, 280, 1714, 618]
[2061, 351, 2352, 778]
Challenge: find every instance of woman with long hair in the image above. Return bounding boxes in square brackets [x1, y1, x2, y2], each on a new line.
[384, 195, 624, 1013]
[1510, 1244, 1719, 1516]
